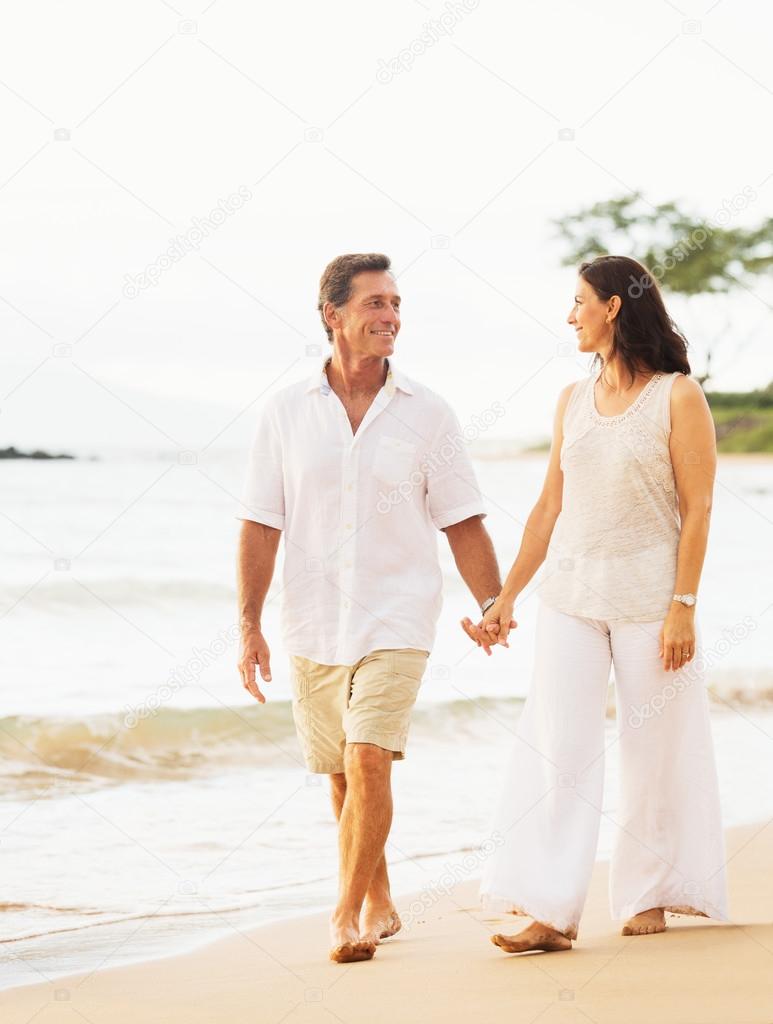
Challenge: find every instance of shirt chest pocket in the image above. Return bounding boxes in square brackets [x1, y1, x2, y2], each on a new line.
[372, 435, 418, 486]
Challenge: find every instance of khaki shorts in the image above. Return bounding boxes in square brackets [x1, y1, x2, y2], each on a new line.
[288, 647, 429, 774]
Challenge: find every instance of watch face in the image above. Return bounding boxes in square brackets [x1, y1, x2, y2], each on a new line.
[685, 595, 696, 606]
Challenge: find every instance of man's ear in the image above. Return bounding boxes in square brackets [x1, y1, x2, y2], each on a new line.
[323, 301, 340, 334]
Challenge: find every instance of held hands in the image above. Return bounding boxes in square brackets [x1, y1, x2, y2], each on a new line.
[658, 603, 696, 672]
[238, 626, 272, 702]
[460, 595, 518, 656]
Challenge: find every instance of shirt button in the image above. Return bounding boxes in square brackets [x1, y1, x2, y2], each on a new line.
[346, 483, 353, 491]
[345, 523, 352, 529]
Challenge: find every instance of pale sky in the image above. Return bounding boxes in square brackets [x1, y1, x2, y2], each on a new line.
[2, 0, 772, 455]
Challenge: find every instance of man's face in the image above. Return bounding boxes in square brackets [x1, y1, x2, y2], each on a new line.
[334, 271, 401, 356]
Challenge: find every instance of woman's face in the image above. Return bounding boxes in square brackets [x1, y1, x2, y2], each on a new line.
[567, 276, 614, 354]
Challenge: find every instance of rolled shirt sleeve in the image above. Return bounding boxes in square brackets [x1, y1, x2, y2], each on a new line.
[426, 401, 487, 530]
[235, 401, 285, 530]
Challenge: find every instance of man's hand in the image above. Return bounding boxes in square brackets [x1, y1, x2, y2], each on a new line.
[239, 626, 272, 702]
[460, 595, 517, 655]
[461, 616, 496, 655]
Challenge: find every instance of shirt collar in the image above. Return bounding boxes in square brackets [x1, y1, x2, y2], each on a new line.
[305, 356, 413, 397]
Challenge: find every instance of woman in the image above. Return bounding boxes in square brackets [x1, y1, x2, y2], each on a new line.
[463, 255, 729, 952]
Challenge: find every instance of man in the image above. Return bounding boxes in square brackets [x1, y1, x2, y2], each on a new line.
[236, 253, 502, 964]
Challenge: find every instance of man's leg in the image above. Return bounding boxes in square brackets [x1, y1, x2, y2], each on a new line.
[328, 648, 427, 961]
[328, 742, 393, 961]
[330, 770, 400, 942]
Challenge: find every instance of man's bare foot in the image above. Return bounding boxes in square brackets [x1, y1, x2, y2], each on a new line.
[621, 907, 666, 936]
[491, 920, 572, 954]
[360, 903, 401, 944]
[329, 917, 377, 963]
[329, 939, 376, 964]
[379, 910, 402, 939]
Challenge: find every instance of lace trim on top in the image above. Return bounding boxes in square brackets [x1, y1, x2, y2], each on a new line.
[590, 372, 664, 426]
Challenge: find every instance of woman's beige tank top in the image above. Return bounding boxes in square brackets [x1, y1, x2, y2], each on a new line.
[539, 371, 682, 622]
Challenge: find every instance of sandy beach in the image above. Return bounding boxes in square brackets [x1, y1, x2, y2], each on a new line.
[2, 819, 772, 1023]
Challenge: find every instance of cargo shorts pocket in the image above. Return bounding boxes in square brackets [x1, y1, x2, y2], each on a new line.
[347, 649, 428, 724]
[288, 656, 348, 772]
[387, 649, 428, 706]
[289, 660, 313, 754]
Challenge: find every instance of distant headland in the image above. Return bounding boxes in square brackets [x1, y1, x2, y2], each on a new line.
[0, 446, 75, 460]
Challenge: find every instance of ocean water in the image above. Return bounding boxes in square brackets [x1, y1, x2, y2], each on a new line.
[1, 450, 772, 990]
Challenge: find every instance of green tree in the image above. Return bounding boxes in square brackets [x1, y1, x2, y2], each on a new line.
[555, 192, 773, 295]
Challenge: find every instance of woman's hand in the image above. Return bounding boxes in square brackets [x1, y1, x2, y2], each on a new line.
[461, 595, 517, 655]
[659, 603, 696, 671]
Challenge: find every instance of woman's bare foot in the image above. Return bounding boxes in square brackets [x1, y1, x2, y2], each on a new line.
[329, 915, 377, 963]
[361, 904, 402, 945]
[491, 920, 572, 954]
[621, 907, 666, 935]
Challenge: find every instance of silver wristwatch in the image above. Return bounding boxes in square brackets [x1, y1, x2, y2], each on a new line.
[673, 593, 697, 607]
[481, 595, 499, 614]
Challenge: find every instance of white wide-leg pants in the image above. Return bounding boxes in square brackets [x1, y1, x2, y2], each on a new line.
[479, 600, 729, 939]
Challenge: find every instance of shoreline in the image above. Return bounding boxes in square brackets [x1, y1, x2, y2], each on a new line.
[475, 448, 773, 462]
[3, 704, 771, 996]
[3, 820, 772, 1022]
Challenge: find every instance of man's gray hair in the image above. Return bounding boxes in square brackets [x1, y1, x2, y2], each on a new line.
[317, 253, 392, 342]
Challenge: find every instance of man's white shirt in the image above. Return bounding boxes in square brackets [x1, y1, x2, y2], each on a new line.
[236, 357, 487, 665]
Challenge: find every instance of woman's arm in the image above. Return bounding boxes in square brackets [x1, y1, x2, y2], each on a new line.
[660, 374, 717, 671]
[461, 382, 574, 649]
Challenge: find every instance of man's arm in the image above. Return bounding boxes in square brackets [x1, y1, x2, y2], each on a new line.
[237, 519, 281, 702]
[443, 515, 502, 653]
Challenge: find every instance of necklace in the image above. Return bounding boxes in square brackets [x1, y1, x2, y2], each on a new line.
[597, 368, 656, 395]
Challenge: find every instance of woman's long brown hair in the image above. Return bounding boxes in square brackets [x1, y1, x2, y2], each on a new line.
[579, 255, 691, 384]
